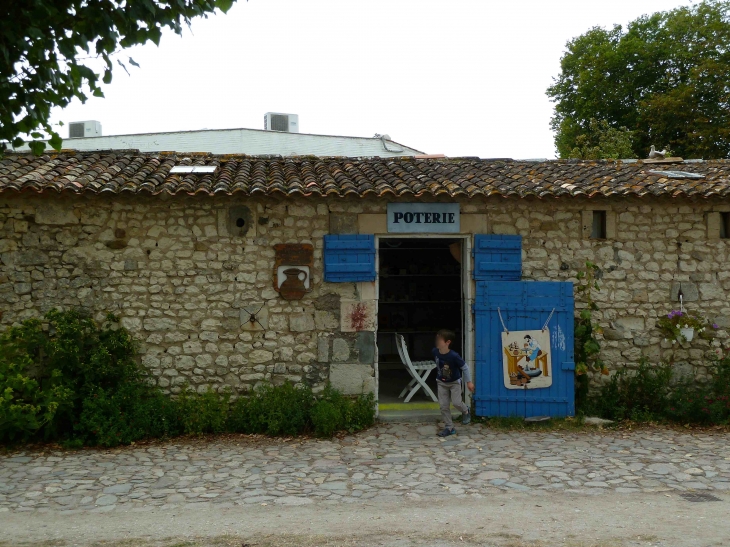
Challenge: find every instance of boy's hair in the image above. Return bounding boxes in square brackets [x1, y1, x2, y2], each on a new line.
[436, 329, 456, 346]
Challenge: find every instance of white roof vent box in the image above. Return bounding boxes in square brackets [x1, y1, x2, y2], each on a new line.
[648, 169, 704, 180]
[169, 165, 217, 174]
[264, 112, 299, 133]
[69, 120, 102, 138]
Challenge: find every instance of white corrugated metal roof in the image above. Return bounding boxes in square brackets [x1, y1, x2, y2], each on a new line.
[11, 127, 423, 157]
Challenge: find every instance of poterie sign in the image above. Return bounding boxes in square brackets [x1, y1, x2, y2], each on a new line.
[386, 203, 460, 233]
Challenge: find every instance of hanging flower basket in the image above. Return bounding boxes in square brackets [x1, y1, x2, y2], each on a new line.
[657, 310, 718, 344]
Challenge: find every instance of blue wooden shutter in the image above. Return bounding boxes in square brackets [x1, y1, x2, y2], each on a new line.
[472, 281, 575, 418]
[473, 235, 522, 281]
[324, 235, 376, 282]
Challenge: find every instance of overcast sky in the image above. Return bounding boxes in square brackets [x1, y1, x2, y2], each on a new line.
[51, 0, 694, 159]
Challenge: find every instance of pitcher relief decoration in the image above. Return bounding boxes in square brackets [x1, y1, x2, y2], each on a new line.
[273, 244, 314, 301]
[279, 268, 308, 300]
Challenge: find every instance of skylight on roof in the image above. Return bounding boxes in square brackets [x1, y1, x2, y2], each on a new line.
[169, 165, 217, 174]
[648, 170, 704, 179]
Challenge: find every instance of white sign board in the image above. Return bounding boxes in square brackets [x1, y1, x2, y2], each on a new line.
[386, 203, 460, 233]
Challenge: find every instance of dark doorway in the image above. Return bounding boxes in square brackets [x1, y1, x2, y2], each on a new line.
[377, 238, 464, 404]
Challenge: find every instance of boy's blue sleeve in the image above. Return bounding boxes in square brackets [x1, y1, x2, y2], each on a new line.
[455, 352, 471, 383]
[460, 361, 472, 383]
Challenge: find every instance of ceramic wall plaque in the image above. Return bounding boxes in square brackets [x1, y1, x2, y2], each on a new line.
[273, 243, 314, 300]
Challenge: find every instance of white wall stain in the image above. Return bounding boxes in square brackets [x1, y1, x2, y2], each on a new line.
[552, 324, 566, 351]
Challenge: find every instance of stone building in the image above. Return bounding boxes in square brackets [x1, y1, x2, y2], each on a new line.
[1, 151, 729, 412]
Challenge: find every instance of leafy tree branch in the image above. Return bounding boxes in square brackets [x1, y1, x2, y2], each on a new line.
[0, 0, 238, 155]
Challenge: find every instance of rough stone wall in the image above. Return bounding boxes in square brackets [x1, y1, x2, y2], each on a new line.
[0, 195, 375, 395]
[1, 194, 729, 394]
[351, 196, 730, 385]
[486, 197, 730, 384]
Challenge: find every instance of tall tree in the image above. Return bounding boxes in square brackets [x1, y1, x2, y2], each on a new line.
[1, 0, 236, 155]
[547, 0, 730, 159]
[567, 118, 635, 160]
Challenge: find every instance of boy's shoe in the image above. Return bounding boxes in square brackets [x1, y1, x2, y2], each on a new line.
[437, 427, 456, 437]
[462, 408, 471, 425]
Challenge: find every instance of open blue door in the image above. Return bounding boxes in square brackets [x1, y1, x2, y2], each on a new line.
[473, 281, 575, 418]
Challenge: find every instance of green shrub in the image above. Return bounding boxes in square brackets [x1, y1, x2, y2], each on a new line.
[314, 385, 375, 435]
[1, 309, 377, 445]
[177, 386, 231, 436]
[227, 391, 259, 434]
[584, 360, 672, 421]
[229, 383, 375, 437]
[0, 309, 143, 440]
[311, 400, 342, 437]
[667, 356, 730, 425]
[229, 383, 314, 436]
[0, 309, 166, 445]
[347, 392, 376, 431]
[77, 384, 182, 446]
[584, 353, 730, 425]
[0, 353, 73, 443]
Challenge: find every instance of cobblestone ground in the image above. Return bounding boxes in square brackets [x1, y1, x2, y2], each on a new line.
[1, 423, 729, 514]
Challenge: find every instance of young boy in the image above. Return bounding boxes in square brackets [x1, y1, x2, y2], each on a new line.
[432, 329, 474, 437]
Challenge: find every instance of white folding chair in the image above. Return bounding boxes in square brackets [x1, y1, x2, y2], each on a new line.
[395, 333, 438, 403]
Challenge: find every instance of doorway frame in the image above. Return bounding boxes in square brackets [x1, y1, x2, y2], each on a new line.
[373, 234, 474, 415]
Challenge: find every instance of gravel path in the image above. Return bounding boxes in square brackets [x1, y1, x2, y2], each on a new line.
[1, 423, 729, 514]
[3, 494, 729, 547]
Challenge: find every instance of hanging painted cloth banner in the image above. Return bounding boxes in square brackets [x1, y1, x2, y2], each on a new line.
[501, 329, 552, 389]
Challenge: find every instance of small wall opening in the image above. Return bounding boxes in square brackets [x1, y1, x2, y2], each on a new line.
[721, 212, 730, 239]
[226, 206, 253, 237]
[591, 210, 607, 239]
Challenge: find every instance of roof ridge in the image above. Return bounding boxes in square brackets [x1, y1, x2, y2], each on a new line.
[5, 150, 725, 164]
[1, 152, 728, 199]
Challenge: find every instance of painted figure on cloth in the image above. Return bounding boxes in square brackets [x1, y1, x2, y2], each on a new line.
[523, 335, 542, 368]
[501, 329, 553, 390]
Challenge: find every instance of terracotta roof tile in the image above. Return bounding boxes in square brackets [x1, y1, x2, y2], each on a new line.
[1, 152, 730, 199]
